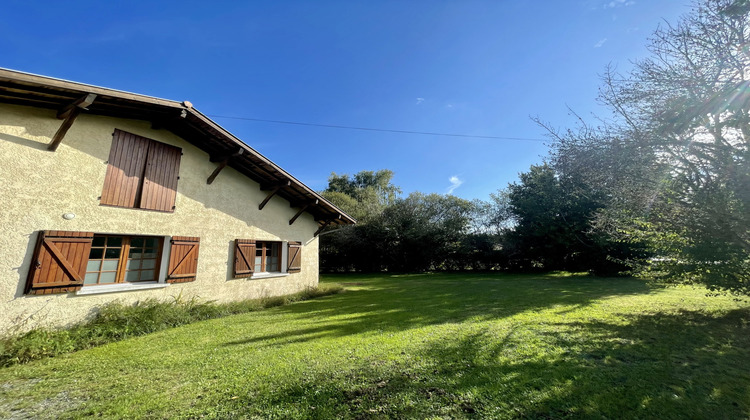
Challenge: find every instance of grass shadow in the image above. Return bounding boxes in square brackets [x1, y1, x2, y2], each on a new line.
[218, 307, 750, 418]
[224, 272, 654, 347]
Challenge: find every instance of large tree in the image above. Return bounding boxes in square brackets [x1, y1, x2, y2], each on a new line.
[549, 0, 750, 294]
[500, 164, 638, 274]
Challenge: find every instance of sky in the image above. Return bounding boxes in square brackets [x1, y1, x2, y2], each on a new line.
[0, 1, 695, 201]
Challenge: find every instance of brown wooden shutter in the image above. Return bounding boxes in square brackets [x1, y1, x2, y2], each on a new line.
[101, 130, 150, 208]
[25, 231, 94, 295]
[234, 239, 256, 278]
[287, 241, 302, 273]
[140, 140, 182, 212]
[167, 236, 200, 283]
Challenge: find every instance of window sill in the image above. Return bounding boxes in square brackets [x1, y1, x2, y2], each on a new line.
[77, 282, 170, 296]
[250, 272, 290, 280]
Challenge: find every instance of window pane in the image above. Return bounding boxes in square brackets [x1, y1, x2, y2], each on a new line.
[139, 270, 155, 281]
[105, 248, 121, 259]
[99, 272, 116, 283]
[125, 270, 141, 282]
[102, 260, 118, 271]
[86, 261, 101, 272]
[141, 259, 156, 270]
[84, 273, 99, 285]
[143, 248, 157, 258]
[130, 237, 144, 248]
[107, 237, 122, 247]
[129, 248, 143, 259]
[144, 238, 158, 248]
[126, 259, 141, 270]
[89, 248, 103, 259]
[92, 236, 106, 247]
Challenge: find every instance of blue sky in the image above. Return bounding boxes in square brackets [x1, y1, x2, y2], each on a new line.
[1, 1, 693, 201]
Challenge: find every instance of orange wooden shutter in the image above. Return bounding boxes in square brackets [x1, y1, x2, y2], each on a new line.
[100, 130, 150, 208]
[287, 241, 302, 273]
[167, 236, 200, 283]
[234, 239, 256, 278]
[25, 231, 94, 295]
[140, 140, 182, 212]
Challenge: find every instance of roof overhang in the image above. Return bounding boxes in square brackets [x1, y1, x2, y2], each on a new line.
[0, 68, 356, 227]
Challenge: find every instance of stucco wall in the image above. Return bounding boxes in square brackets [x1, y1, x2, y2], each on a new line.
[0, 103, 320, 336]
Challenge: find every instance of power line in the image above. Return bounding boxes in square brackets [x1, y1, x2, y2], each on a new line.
[206, 114, 548, 143]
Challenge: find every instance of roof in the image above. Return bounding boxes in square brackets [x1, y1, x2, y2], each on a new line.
[0, 68, 355, 227]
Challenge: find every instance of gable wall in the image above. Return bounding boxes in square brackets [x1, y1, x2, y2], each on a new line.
[0, 103, 319, 335]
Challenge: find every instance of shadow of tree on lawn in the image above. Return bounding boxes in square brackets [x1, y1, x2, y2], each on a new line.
[225, 273, 655, 348]
[220, 307, 750, 419]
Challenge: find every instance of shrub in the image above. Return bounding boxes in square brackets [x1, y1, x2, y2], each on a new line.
[0, 285, 343, 367]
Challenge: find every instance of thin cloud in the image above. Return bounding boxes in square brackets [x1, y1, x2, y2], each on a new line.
[604, 0, 634, 8]
[416, 97, 425, 105]
[447, 176, 463, 194]
[594, 38, 608, 48]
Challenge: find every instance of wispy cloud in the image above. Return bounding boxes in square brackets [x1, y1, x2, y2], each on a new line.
[604, 0, 634, 8]
[416, 97, 425, 105]
[447, 176, 463, 194]
[594, 38, 608, 48]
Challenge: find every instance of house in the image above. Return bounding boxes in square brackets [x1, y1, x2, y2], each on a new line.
[0, 68, 355, 335]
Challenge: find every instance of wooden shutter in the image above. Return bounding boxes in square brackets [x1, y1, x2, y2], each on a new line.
[100, 129, 182, 212]
[140, 140, 182, 212]
[167, 236, 200, 283]
[234, 239, 256, 278]
[287, 241, 302, 273]
[25, 231, 94, 295]
[101, 130, 150, 208]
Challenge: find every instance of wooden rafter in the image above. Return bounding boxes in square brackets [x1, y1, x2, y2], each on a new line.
[207, 148, 244, 185]
[314, 220, 332, 237]
[289, 199, 318, 225]
[258, 180, 290, 210]
[48, 93, 96, 151]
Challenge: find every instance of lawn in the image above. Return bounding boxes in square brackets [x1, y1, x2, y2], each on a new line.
[0, 273, 748, 419]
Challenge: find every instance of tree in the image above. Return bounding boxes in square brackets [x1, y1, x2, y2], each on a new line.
[499, 164, 634, 274]
[319, 170, 402, 271]
[375, 193, 474, 272]
[548, 0, 750, 293]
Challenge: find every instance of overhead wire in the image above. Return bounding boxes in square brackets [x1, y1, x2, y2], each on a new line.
[206, 114, 548, 143]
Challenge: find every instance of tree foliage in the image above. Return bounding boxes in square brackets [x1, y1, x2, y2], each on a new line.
[498, 164, 643, 275]
[547, 0, 750, 294]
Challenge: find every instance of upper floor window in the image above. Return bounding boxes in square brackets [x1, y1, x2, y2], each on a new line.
[100, 129, 182, 212]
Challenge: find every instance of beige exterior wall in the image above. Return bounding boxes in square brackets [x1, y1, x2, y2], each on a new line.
[0, 103, 320, 336]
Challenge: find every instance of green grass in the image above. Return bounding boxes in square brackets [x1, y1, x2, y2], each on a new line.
[0, 273, 748, 419]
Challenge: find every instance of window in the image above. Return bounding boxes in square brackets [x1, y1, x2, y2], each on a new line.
[100, 129, 182, 212]
[234, 240, 301, 278]
[255, 241, 281, 273]
[84, 235, 161, 285]
[25, 231, 201, 295]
